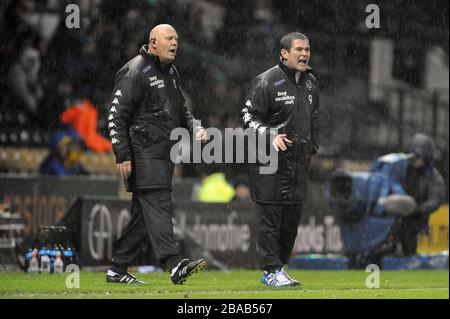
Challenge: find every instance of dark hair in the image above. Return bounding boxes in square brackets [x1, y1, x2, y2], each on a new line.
[280, 32, 309, 53]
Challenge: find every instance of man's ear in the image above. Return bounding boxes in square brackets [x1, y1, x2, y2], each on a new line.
[280, 48, 289, 60]
[150, 38, 157, 49]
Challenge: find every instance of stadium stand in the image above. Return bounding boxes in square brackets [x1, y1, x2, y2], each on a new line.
[0, 1, 447, 181]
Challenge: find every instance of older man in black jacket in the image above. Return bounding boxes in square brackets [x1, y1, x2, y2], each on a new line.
[106, 24, 207, 285]
[241, 32, 319, 287]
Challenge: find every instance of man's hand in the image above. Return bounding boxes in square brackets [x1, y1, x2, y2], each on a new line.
[195, 127, 208, 143]
[117, 160, 132, 179]
[272, 134, 292, 152]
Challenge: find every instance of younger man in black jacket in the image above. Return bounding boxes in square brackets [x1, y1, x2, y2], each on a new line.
[241, 32, 320, 287]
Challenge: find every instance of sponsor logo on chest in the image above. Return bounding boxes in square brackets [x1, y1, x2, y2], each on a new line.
[149, 76, 165, 89]
[275, 91, 295, 105]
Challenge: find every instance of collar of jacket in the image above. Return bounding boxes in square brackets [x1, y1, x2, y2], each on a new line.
[139, 45, 173, 73]
[278, 57, 312, 85]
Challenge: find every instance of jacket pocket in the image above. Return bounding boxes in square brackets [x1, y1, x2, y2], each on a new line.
[130, 120, 169, 148]
[130, 125, 151, 148]
[131, 124, 167, 147]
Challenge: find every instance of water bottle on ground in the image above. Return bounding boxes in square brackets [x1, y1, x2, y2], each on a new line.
[63, 247, 75, 265]
[54, 251, 64, 273]
[28, 249, 39, 273]
[40, 253, 51, 273]
[25, 248, 33, 270]
[48, 245, 58, 272]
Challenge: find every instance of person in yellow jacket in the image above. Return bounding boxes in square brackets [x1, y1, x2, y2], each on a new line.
[198, 172, 235, 203]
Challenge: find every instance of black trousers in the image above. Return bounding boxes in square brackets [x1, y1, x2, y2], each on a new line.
[111, 188, 182, 273]
[257, 202, 302, 272]
[395, 213, 427, 256]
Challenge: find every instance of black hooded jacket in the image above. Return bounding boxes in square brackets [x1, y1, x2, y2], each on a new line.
[240, 60, 320, 204]
[108, 45, 199, 191]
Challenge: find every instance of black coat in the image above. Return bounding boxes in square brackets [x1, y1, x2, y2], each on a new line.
[108, 45, 198, 191]
[241, 60, 320, 204]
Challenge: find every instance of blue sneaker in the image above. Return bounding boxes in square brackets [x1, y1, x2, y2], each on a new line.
[260, 269, 300, 287]
[261, 271, 270, 285]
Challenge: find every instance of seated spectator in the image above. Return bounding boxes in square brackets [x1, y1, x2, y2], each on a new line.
[60, 99, 112, 152]
[39, 129, 89, 176]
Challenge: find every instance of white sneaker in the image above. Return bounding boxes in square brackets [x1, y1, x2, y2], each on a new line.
[261, 269, 298, 287]
[281, 268, 301, 286]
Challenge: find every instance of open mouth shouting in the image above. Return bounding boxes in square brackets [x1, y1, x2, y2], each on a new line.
[298, 58, 308, 66]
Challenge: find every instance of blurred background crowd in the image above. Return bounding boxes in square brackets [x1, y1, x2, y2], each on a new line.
[0, 0, 448, 194]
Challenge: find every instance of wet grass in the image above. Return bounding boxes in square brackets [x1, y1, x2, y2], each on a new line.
[0, 270, 448, 299]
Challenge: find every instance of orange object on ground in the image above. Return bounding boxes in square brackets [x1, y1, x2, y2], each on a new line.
[60, 99, 112, 152]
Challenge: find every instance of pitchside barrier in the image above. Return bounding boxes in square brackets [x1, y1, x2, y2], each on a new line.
[0, 174, 197, 237]
[1, 174, 448, 269]
[0, 174, 120, 237]
[58, 196, 449, 269]
[59, 197, 261, 268]
[53, 181, 364, 268]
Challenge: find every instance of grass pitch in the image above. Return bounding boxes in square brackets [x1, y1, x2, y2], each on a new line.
[0, 270, 448, 299]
